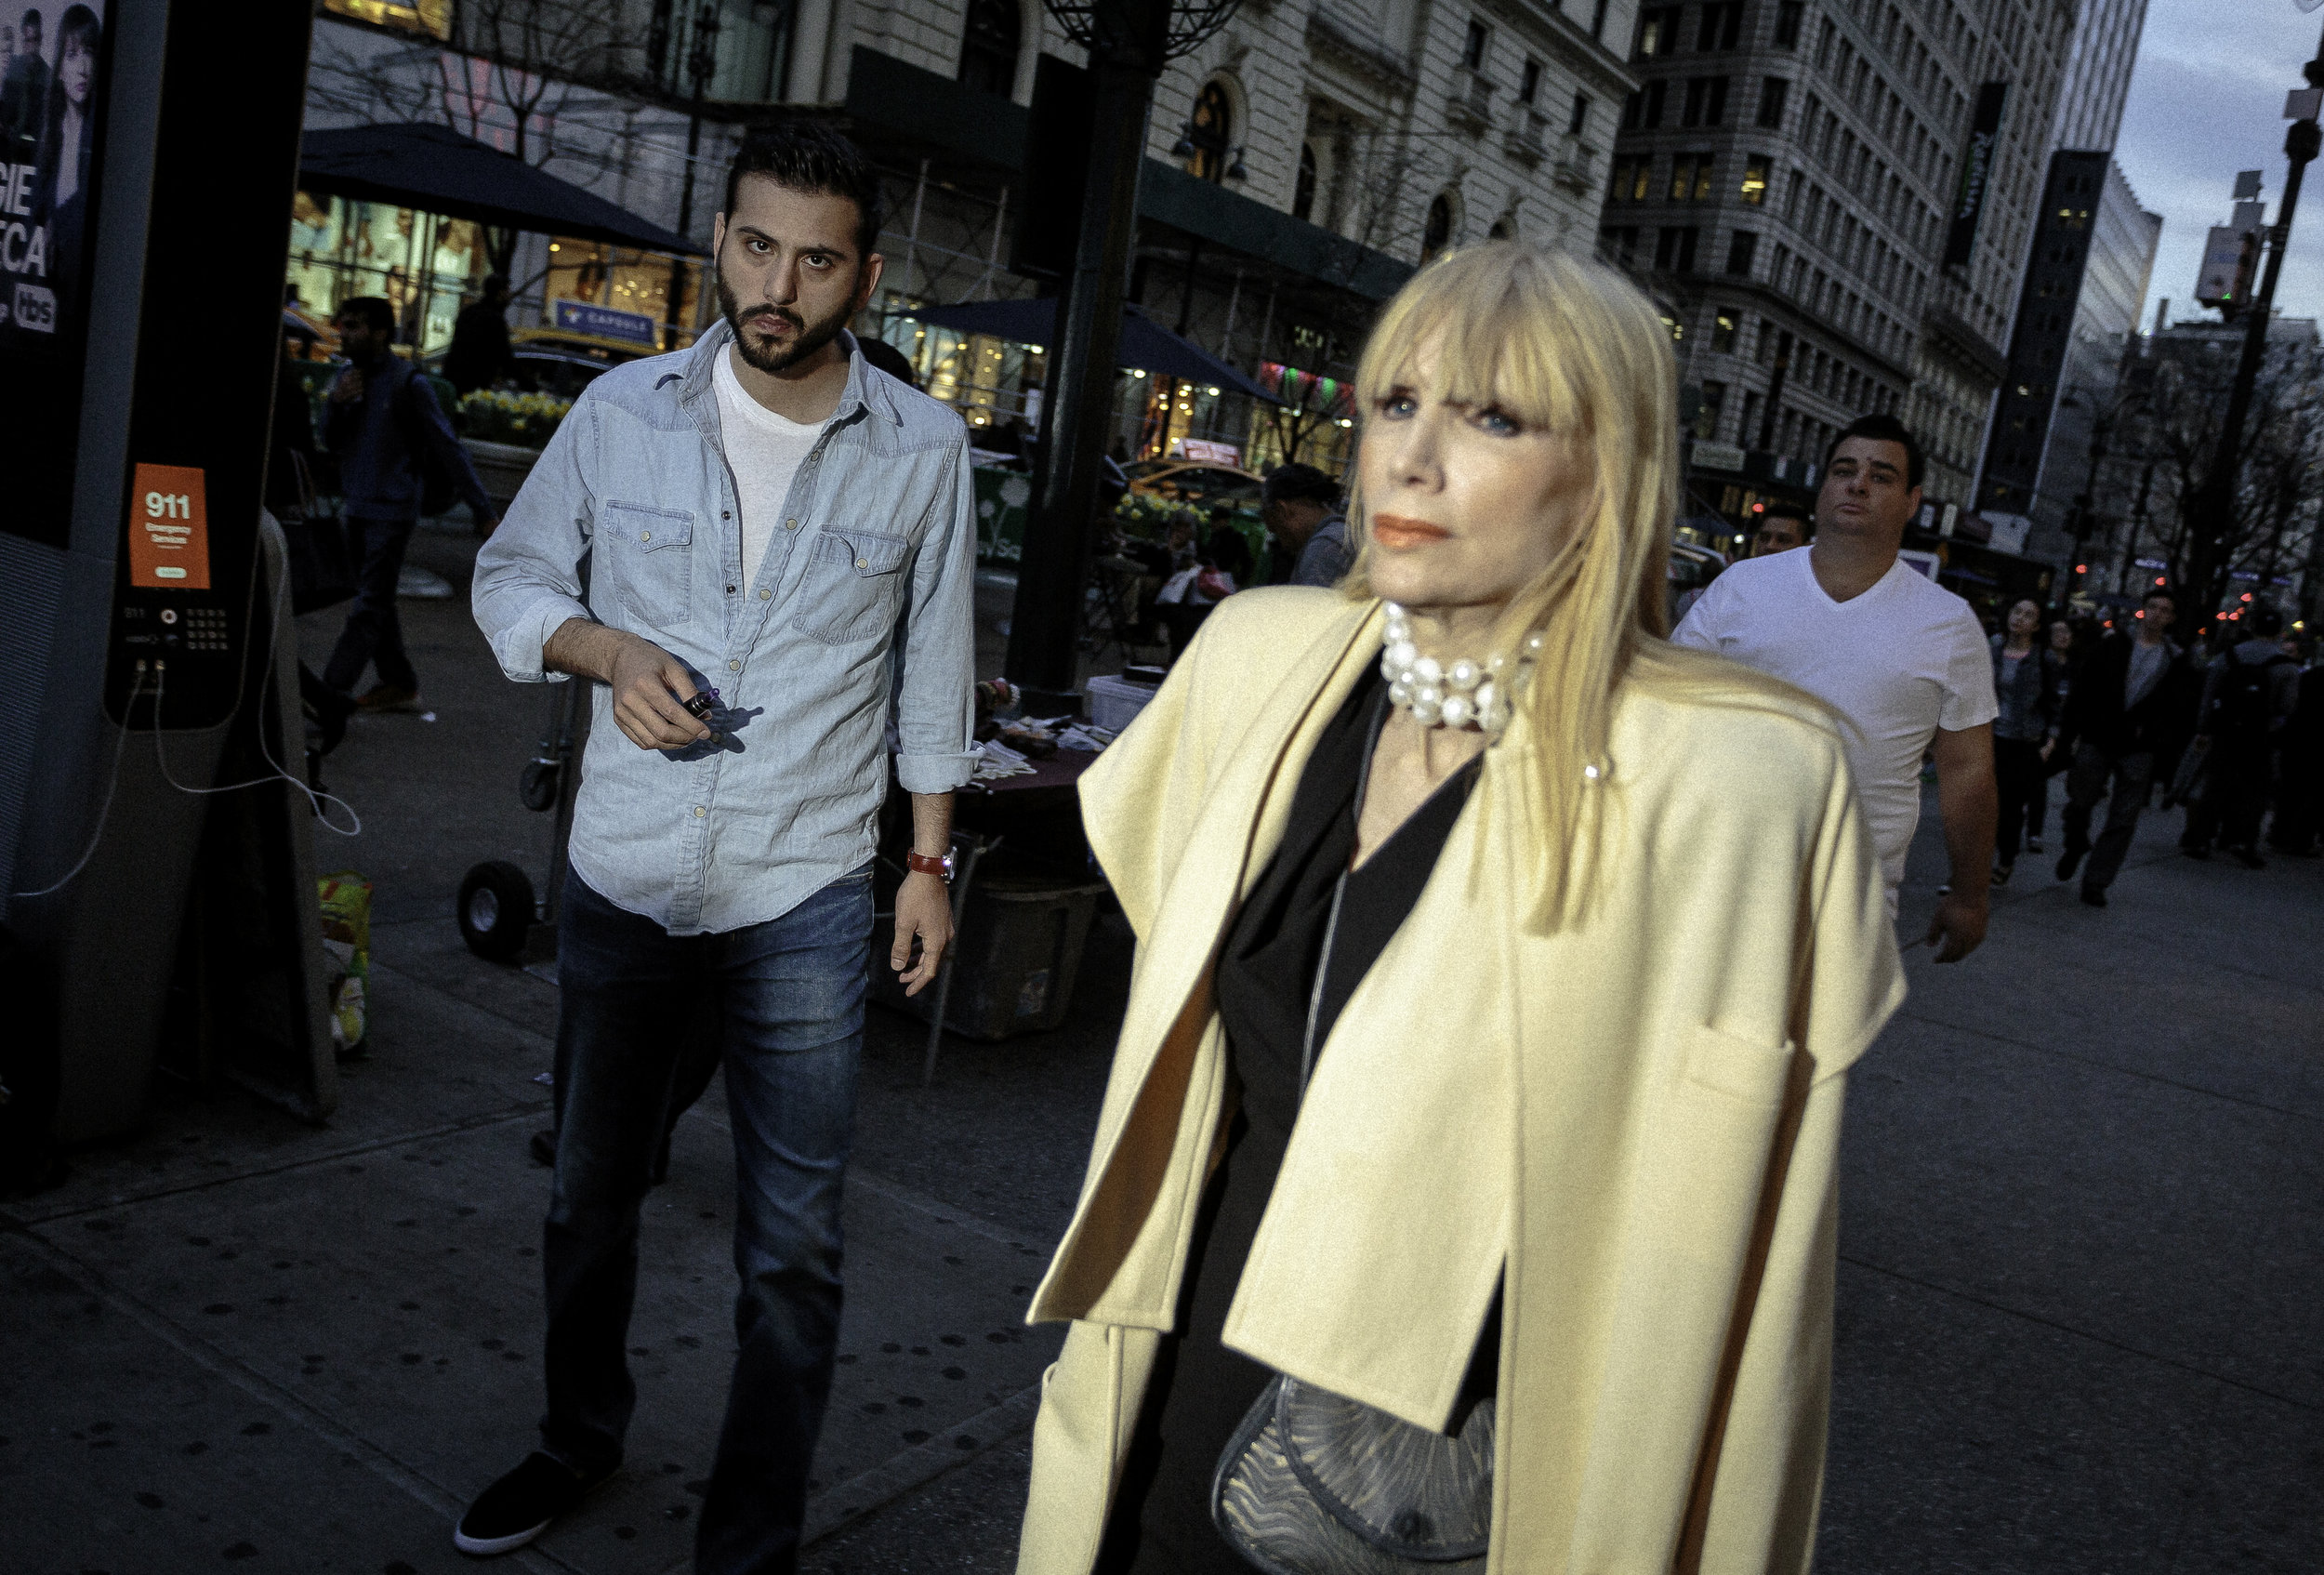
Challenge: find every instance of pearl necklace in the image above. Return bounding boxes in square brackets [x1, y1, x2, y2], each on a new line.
[1379, 602, 1541, 734]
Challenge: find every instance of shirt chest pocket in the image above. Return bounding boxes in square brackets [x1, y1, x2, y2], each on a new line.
[795, 527, 910, 645]
[604, 502, 695, 629]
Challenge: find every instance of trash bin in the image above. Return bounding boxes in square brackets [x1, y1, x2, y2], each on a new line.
[870, 874, 1108, 1040]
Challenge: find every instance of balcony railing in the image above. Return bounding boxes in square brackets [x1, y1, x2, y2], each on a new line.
[1503, 111, 1549, 163]
[1448, 72, 1493, 132]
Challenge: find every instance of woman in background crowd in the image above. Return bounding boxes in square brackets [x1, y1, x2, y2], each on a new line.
[1989, 597, 2060, 884]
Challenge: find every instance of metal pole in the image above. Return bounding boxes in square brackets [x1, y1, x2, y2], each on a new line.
[2189, 26, 2324, 611]
[905, 157, 929, 302]
[1005, 0, 1169, 713]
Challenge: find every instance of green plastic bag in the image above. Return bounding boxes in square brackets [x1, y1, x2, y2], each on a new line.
[318, 871, 373, 1059]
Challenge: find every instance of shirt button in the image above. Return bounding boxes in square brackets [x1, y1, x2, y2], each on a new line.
[722, 510, 733, 520]
[728, 659, 740, 671]
[726, 585, 736, 593]
[759, 589, 772, 599]
[693, 806, 705, 817]
[786, 518, 798, 530]
[855, 557, 868, 568]
[640, 531, 652, 541]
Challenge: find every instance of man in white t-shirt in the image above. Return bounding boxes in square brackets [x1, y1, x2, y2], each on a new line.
[1675, 415, 1998, 960]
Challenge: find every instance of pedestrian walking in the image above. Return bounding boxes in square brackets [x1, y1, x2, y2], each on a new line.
[2182, 602, 2300, 867]
[1988, 597, 2061, 884]
[321, 296, 499, 712]
[1259, 461, 1352, 587]
[1675, 412, 1999, 955]
[443, 272, 516, 393]
[2267, 634, 2321, 855]
[2028, 614, 2079, 853]
[1019, 243, 1900, 1575]
[2053, 587, 2198, 905]
[463, 121, 976, 1571]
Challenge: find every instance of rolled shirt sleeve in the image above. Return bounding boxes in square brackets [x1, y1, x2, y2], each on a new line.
[891, 436, 980, 794]
[471, 396, 596, 684]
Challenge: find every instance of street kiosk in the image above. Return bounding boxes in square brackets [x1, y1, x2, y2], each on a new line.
[0, 1, 336, 1169]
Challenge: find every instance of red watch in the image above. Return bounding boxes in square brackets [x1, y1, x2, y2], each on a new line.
[906, 851, 954, 882]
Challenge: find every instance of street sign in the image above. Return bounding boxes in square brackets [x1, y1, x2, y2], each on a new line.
[2234, 169, 2265, 200]
[552, 299, 660, 345]
[2288, 88, 2323, 121]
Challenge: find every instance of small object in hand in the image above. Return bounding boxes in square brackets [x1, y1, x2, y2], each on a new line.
[681, 685, 722, 723]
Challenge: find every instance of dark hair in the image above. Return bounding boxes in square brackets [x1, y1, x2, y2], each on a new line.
[335, 296, 394, 335]
[2246, 602, 2285, 638]
[2142, 585, 2178, 611]
[724, 119, 884, 260]
[1757, 500, 1813, 536]
[854, 336, 918, 389]
[1261, 461, 1340, 508]
[1825, 412, 1925, 492]
[21, 10, 40, 31]
[482, 272, 509, 296]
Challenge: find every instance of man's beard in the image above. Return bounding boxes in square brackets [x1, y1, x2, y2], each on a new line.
[717, 275, 852, 376]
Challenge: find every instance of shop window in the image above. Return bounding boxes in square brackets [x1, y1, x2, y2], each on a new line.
[957, 0, 1023, 97]
[1293, 142, 1318, 221]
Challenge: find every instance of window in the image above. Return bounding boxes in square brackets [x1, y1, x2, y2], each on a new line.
[1293, 142, 1318, 221]
[1655, 225, 1699, 272]
[1518, 58, 1541, 104]
[1185, 81, 1234, 182]
[1463, 19, 1489, 70]
[1774, 1, 1804, 46]
[957, 0, 1022, 97]
[1697, 2, 1743, 50]
[1624, 80, 1668, 129]
[1757, 77, 1789, 128]
[1591, 0, 1610, 40]
[1670, 153, 1714, 201]
[1697, 382, 1727, 439]
[1601, 224, 1641, 265]
[1423, 192, 1456, 261]
[1725, 230, 1760, 276]
[1681, 76, 1728, 127]
[1711, 309, 1739, 352]
[1608, 154, 1652, 203]
[1740, 390, 1763, 445]
[1739, 156, 1768, 204]
[1569, 92, 1591, 136]
[1635, 6, 1680, 59]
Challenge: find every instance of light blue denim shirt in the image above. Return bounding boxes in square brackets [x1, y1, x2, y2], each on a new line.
[471, 324, 977, 935]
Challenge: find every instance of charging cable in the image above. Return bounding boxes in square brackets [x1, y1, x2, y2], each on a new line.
[10, 668, 147, 899]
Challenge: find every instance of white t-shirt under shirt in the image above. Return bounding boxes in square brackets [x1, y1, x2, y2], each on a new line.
[1672, 549, 1999, 892]
[713, 348, 827, 588]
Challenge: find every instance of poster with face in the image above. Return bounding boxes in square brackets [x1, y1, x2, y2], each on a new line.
[0, 0, 110, 549]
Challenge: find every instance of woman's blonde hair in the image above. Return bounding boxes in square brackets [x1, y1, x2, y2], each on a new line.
[1341, 242, 1686, 931]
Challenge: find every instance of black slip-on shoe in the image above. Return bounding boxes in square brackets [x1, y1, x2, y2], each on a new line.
[2080, 886, 2108, 907]
[454, 1451, 610, 1556]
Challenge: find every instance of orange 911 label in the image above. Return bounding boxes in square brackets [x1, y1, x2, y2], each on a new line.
[128, 463, 212, 589]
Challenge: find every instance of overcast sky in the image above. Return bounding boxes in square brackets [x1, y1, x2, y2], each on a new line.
[2115, 0, 2324, 331]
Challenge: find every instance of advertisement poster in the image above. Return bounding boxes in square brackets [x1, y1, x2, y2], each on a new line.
[1942, 82, 2010, 272]
[0, 0, 111, 549]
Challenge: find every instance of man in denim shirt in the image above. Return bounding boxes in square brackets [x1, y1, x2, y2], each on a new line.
[460, 123, 976, 1571]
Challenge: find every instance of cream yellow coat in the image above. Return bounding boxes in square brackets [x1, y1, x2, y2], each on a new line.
[1014, 589, 1905, 1575]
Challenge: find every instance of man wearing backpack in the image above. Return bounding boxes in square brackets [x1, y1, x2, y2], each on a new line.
[2182, 602, 2301, 867]
[323, 296, 499, 712]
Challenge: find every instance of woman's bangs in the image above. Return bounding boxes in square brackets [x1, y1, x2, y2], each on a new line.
[1363, 264, 1578, 436]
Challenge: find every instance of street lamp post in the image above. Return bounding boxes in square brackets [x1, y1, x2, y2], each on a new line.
[2188, 24, 2324, 612]
[663, 4, 721, 352]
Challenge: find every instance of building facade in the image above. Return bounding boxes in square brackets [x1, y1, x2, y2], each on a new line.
[299, 0, 1643, 477]
[1602, 0, 2087, 545]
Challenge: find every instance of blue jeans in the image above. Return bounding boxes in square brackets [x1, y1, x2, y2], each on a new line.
[541, 868, 871, 1575]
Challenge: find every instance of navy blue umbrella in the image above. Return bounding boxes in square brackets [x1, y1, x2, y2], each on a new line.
[299, 123, 704, 256]
[905, 298, 1280, 403]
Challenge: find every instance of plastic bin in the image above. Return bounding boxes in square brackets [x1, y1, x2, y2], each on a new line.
[1086, 673, 1159, 734]
[870, 875, 1110, 1040]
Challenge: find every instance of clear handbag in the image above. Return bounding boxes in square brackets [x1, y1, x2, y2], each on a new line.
[1211, 1373, 1494, 1572]
[1208, 691, 1496, 1572]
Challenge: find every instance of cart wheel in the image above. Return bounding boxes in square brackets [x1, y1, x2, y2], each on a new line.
[457, 860, 535, 961]
[519, 758, 561, 813]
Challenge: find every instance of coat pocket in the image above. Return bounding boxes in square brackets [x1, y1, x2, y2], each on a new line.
[603, 501, 695, 629]
[794, 526, 910, 645]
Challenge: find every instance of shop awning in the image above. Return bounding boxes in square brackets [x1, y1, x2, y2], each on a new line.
[298, 123, 706, 256]
[905, 298, 1280, 402]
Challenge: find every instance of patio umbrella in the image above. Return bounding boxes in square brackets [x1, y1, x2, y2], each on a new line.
[298, 123, 705, 255]
[905, 298, 1280, 403]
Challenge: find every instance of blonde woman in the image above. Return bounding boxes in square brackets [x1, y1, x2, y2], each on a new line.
[1015, 245, 1903, 1575]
